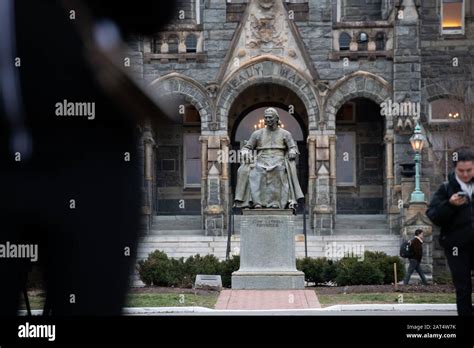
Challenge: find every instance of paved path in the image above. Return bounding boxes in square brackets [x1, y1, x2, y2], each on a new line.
[215, 290, 321, 310]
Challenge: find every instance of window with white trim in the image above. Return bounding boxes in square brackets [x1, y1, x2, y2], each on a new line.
[428, 98, 463, 123]
[336, 132, 357, 186]
[442, 0, 465, 35]
[183, 133, 201, 187]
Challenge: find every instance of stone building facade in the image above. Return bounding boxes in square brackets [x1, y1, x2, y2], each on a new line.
[128, 0, 474, 277]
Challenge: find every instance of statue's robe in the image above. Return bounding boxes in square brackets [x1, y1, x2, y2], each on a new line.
[234, 127, 304, 209]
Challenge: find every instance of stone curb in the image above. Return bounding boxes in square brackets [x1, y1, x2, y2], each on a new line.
[18, 304, 457, 316]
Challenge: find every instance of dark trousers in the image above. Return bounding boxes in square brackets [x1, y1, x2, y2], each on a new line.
[445, 243, 474, 316]
[403, 259, 428, 285]
[0, 141, 141, 316]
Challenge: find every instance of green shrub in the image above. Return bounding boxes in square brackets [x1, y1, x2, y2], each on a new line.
[335, 256, 384, 286]
[433, 271, 453, 285]
[182, 254, 221, 287]
[364, 251, 405, 284]
[297, 257, 326, 284]
[137, 250, 175, 286]
[138, 251, 238, 288]
[220, 255, 240, 288]
[321, 260, 338, 283]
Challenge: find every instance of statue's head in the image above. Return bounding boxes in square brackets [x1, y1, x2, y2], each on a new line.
[264, 107, 279, 128]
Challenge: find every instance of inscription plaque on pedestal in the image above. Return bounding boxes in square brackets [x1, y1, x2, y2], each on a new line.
[232, 209, 305, 289]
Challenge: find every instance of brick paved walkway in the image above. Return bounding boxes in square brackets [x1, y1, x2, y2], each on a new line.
[215, 290, 321, 310]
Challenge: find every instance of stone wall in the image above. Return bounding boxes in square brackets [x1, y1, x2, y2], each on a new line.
[342, 0, 382, 21]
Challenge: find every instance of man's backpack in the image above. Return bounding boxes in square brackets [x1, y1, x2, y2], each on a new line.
[400, 239, 414, 258]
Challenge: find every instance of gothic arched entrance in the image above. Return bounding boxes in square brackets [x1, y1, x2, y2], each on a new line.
[335, 97, 385, 214]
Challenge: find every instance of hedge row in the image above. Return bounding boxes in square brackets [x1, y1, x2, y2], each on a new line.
[296, 251, 405, 286]
[137, 251, 239, 288]
[138, 250, 405, 288]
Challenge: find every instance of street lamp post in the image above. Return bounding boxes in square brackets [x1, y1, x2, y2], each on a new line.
[410, 123, 426, 203]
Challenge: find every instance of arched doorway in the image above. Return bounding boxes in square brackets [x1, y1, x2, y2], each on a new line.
[228, 84, 309, 203]
[152, 94, 202, 215]
[335, 97, 385, 214]
[148, 75, 212, 217]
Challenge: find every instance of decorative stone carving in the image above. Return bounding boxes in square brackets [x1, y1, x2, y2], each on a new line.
[395, 116, 415, 132]
[248, 13, 286, 50]
[206, 83, 219, 98]
[316, 81, 330, 96]
[209, 122, 219, 131]
[258, 0, 275, 10]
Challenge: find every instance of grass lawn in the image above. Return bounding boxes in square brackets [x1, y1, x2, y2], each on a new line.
[19, 292, 219, 311]
[125, 293, 218, 308]
[316, 292, 462, 307]
[20, 290, 467, 310]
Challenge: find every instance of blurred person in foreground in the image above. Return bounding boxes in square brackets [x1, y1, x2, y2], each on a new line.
[426, 147, 474, 316]
[0, 0, 176, 316]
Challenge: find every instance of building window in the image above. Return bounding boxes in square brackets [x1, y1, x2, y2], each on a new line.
[183, 105, 201, 125]
[442, 0, 465, 35]
[336, 132, 356, 187]
[184, 133, 201, 187]
[336, 102, 356, 123]
[167, 35, 179, 54]
[158, 159, 176, 172]
[195, 0, 203, 25]
[336, 0, 342, 22]
[186, 34, 198, 53]
[375, 32, 385, 51]
[357, 32, 368, 51]
[429, 98, 463, 122]
[339, 32, 351, 51]
[226, 0, 248, 22]
[153, 35, 164, 53]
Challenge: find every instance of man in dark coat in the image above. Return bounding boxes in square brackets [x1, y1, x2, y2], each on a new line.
[426, 147, 474, 316]
[0, 0, 175, 316]
[402, 229, 428, 285]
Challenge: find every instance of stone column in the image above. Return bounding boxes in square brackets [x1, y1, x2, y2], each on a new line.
[307, 135, 317, 227]
[220, 136, 230, 180]
[220, 136, 231, 232]
[142, 126, 155, 231]
[313, 134, 333, 235]
[203, 135, 225, 236]
[199, 136, 208, 229]
[393, 0, 421, 186]
[329, 134, 337, 217]
[384, 133, 398, 231]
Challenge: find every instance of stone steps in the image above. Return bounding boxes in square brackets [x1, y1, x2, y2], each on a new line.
[333, 229, 389, 235]
[148, 229, 204, 236]
[151, 215, 202, 231]
[146, 214, 391, 235]
[136, 235, 400, 260]
[334, 214, 389, 233]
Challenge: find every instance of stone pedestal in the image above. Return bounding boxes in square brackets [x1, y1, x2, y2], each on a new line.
[232, 209, 305, 289]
